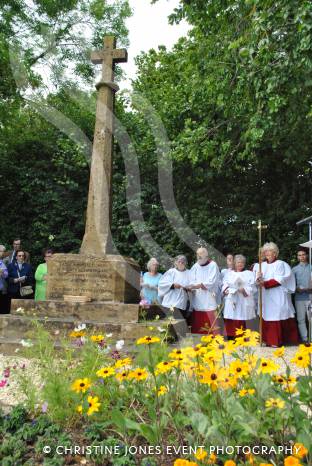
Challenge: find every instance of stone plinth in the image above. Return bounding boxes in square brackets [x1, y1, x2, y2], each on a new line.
[10, 299, 139, 323]
[46, 254, 140, 303]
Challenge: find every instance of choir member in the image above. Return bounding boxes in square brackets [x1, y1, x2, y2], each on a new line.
[255, 242, 299, 347]
[222, 254, 256, 339]
[190, 247, 221, 335]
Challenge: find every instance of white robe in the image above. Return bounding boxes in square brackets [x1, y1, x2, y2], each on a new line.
[222, 270, 256, 320]
[158, 268, 191, 310]
[254, 260, 296, 321]
[190, 261, 220, 311]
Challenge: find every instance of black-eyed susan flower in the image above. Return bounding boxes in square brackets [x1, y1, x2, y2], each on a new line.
[207, 452, 217, 464]
[69, 330, 86, 338]
[265, 398, 285, 409]
[235, 330, 259, 347]
[136, 336, 160, 345]
[155, 361, 173, 375]
[128, 367, 148, 381]
[71, 378, 91, 393]
[115, 371, 129, 382]
[157, 385, 168, 396]
[291, 352, 310, 368]
[239, 388, 255, 397]
[96, 367, 115, 378]
[115, 358, 132, 368]
[224, 461, 237, 466]
[257, 358, 279, 374]
[86, 395, 101, 415]
[229, 360, 250, 378]
[273, 346, 285, 358]
[90, 334, 105, 343]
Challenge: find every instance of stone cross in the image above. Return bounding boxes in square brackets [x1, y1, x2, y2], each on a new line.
[80, 36, 127, 256]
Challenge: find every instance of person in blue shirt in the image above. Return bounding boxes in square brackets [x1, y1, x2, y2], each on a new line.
[0, 245, 8, 314]
[140, 258, 162, 304]
[292, 248, 311, 342]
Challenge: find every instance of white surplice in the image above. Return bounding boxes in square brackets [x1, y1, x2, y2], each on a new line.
[254, 260, 296, 321]
[158, 268, 191, 310]
[190, 261, 220, 311]
[222, 270, 256, 320]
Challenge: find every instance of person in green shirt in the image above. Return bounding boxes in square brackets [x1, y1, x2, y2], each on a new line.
[35, 249, 53, 301]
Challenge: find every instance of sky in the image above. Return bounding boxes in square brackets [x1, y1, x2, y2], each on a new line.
[119, 0, 190, 89]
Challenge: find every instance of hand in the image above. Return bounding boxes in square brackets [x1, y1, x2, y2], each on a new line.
[224, 289, 229, 295]
[239, 288, 248, 297]
[200, 283, 208, 290]
[43, 274, 47, 280]
[173, 283, 182, 289]
[191, 284, 201, 290]
[20, 276, 26, 282]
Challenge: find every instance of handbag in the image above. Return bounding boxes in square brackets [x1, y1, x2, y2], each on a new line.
[17, 267, 33, 297]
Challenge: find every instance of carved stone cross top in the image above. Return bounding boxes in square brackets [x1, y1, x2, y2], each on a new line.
[91, 36, 128, 83]
[80, 36, 127, 256]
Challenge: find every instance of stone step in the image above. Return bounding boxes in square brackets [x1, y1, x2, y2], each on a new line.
[10, 299, 139, 323]
[0, 315, 187, 349]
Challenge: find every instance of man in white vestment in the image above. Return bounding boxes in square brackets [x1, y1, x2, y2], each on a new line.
[255, 242, 299, 347]
[222, 254, 256, 338]
[189, 247, 221, 335]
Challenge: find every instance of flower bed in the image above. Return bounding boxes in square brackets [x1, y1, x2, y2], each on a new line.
[0, 323, 311, 465]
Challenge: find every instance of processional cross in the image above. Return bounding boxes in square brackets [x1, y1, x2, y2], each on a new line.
[257, 220, 268, 345]
[80, 36, 127, 255]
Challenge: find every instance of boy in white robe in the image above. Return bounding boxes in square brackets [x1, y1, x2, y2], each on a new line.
[256, 242, 299, 347]
[189, 247, 221, 335]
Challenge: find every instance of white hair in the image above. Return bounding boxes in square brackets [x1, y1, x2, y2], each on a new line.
[0, 245, 6, 251]
[146, 257, 159, 271]
[174, 255, 187, 267]
[234, 254, 246, 264]
[262, 242, 279, 257]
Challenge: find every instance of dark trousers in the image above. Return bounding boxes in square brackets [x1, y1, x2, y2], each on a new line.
[0, 293, 10, 314]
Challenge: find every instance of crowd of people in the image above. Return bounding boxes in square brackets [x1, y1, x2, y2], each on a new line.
[1, 237, 311, 347]
[140, 243, 312, 347]
[0, 238, 53, 313]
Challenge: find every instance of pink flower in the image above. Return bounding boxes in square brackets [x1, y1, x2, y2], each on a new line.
[139, 299, 150, 309]
[0, 379, 7, 388]
[3, 367, 10, 378]
[41, 402, 48, 413]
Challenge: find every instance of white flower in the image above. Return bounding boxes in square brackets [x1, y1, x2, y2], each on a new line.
[106, 333, 113, 338]
[48, 234, 55, 241]
[15, 348, 20, 353]
[157, 327, 166, 333]
[74, 323, 86, 332]
[15, 307, 24, 314]
[115, 340, 124, 351]
[20, 339, 33, 347]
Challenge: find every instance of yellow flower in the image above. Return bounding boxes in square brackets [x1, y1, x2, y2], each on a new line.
[115, 358, 132, 368]
[136, 336, 160, 345]
[259, 463, 273, 466]
[194, 447, 207, 460]
[293, 443, 308, 459]
[229, 360, 250, 378]
[257, 358, 280, 374]
[272, 374, 286, 384]
[273, 346, 285, 357]
[157, 385, 168, 396]
[155, 361, 173, 375]
[86, 395, 101, 415]
[284, 384, 297, 394]
[128, 367, 148, 381]
[173, 459, 191, 466]
[77, 404, 83, 414]
[265, 398, 285, 409]
[201, 334, 214, 344]
[298, 342, 312, 354]
[291, 353, 310, 368]
[115, 370, 129, 382]
[239, 388, 255, 397]
[184, 345, 207, 358]
[224, 461, 237, 466]
[207, 452, 217, 464]
[284, 456, 301, 466]
[235, 330, 259, 347]
[71, 378, 91, 393]
[168, 348, 186, 359]
[69, 330, 86, 338]
[210, 337, 236, 355]
[96, 367, 115, 378]
[90, 334, 105, 342]
[199, 367, 225, 389]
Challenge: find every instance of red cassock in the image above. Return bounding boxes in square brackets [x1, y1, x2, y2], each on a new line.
[191, 310, 221, 335]
[261, 275, 299, 347]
